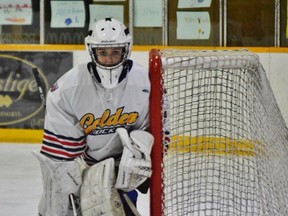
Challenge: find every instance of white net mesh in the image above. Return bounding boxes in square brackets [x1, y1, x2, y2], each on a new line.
[159, 49, 288, 216]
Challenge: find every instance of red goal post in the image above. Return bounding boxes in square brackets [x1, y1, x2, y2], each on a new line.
[148, 48, 288, 216]
[149, 49, 163, 216]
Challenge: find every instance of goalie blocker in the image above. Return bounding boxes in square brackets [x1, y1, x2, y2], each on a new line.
[115, 128, 154, 192]
[34, 128, 154, 216]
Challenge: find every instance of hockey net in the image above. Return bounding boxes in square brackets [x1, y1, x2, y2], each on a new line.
[149, 49, 288, 216]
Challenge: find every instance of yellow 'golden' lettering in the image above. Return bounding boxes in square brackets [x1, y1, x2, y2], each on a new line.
[79, 113, 94, 127]
[79, 107, 139, 134]
[92, 118, 101, 129]
[128, 113, 138, 124]
[118, 113, 129, 124]
[99, 109, 110, 127]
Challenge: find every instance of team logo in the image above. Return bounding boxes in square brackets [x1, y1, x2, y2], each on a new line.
[50, 82, 59, 92]
[80, 107, 139, 135]
[142, 88, 149, 93]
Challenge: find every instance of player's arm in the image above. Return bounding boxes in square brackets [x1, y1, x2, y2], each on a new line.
[34, 86, 87, 216]
[41, 85, 86, 161]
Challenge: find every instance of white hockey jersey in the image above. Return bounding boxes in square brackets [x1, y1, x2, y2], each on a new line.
[41, 60, 150, 164]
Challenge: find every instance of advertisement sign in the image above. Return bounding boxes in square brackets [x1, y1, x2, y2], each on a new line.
[0, 52, 73, 129]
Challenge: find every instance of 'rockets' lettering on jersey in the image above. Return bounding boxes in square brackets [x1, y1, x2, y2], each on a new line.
[80, 107, 139, 135]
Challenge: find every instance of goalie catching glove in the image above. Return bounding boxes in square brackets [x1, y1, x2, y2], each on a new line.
[115, 128, 154, 192]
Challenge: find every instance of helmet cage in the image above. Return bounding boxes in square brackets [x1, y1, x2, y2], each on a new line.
[88, 43, 130, 70]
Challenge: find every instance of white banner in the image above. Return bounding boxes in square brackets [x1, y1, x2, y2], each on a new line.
[0, 0, 32, 25]
[177, 11, 211, 40]
[50, 1, 86, 28]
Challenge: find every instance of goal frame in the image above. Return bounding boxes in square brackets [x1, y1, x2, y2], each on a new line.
[149, 49, 163, 216]
[148, 48, 288, 216]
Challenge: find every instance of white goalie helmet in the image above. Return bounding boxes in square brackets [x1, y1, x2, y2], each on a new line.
[85, 18, 132, 89]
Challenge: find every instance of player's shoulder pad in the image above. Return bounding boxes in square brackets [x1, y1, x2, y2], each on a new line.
[53, 62, 93, 92]
[127, 60, 150, 88]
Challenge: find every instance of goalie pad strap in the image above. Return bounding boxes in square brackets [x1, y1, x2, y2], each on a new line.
[123, 194, 141, 216]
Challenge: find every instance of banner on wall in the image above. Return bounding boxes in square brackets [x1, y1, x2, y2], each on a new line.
[176, 11, 211, 40]
[50, 1, 86, 28]
[0, 52, 73, 129]
[0, 0, 32, 25]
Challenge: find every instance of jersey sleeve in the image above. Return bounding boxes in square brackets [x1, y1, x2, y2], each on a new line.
[40, 84, 86, 161]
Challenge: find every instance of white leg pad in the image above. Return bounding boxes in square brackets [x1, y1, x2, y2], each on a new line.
[32, 151, 87, 216]
[80, 158, 125, 216]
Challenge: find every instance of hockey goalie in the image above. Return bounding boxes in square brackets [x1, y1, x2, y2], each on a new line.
[33, 18, 154, 216]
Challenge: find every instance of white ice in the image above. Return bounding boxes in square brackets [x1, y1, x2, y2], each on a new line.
[0, 143, 149, 216]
